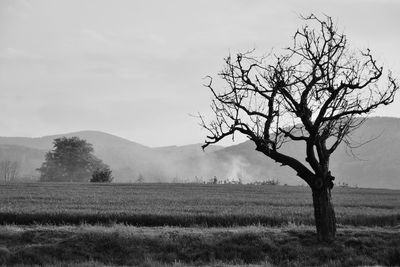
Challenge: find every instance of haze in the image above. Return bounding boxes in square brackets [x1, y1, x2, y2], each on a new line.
[1, 0, 399, 147]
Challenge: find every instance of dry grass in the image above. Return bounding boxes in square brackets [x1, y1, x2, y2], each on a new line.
[0, 224, 399, 266]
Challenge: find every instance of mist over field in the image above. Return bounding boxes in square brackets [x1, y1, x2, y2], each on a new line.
[0, 116, 399, 189]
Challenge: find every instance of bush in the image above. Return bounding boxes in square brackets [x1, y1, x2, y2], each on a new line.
[90, 167, 113, 183]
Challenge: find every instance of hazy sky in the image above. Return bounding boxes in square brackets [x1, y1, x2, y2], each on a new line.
[1, 0, 399, 147]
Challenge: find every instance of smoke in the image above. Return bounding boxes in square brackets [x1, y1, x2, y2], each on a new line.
[225, 156, 251, 183]
[98, 143, 286, 184]
[107, 147, 275, 184]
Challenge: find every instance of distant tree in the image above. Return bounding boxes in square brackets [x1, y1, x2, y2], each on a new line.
[90, 167, 113, 183]
[136, 173, 145, 183]
[38, 137, 108, 182]
[201, 15, 398, 241]
[209, 176, 218, 184]
[0, 160, 19, 182]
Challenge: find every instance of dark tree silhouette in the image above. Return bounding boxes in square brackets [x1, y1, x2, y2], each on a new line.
[38, 137, 108, 182]
[201, 14, 398, 241]
[90, 167, 113, 183]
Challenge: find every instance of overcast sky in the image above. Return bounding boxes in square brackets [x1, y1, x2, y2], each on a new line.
[0, 0, 399, 147]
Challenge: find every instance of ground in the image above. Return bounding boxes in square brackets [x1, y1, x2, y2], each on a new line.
[0, 183, 399, 266]
[0, 224, 399, 266]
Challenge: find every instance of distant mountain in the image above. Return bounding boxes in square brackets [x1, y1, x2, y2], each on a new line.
[330, 117, 400, 188]
[0, 131, 160, 182]
[0, 130, 148, 151]
[154, 143, 223, 156]
[0, 131, 223, 182]
[0, 117, 399, 188]
[207, 117, 400, 189]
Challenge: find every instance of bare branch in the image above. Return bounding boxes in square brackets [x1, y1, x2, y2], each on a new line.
[200, 14, 398, 187]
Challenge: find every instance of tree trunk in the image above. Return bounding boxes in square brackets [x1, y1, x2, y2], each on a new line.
[312, 186, 336, 242]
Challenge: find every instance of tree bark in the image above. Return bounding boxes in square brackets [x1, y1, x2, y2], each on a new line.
[312, 186, 336, 242]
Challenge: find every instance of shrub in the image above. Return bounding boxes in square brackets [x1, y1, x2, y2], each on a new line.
[90, 167, 113, 183]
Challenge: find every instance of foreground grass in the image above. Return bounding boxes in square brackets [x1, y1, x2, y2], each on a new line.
[0, 183, 399, 227]
[0, 224, 399, 266]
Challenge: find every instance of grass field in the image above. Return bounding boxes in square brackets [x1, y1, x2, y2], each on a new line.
[0, 182, 399, 266]
[0, 224, 399, 267]
[0, 182, 399, 227]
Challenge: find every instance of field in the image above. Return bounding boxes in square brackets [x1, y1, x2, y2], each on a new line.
[0, 182, 399, 266]
[0, 183, 399, 227]
[1, 224, 399, 267]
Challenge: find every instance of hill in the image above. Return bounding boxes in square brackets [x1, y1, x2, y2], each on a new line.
[0, 131, 159, 182]
[209, 117, 400, 188]
[0, 117, 399, 188]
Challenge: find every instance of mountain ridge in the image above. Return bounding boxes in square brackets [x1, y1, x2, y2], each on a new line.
[0, 116, 399, 189]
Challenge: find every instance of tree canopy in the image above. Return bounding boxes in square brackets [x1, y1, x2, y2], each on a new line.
[38, 137, 109, 182]
[201, 14, 398, 241]
[90, 166, 113, 183]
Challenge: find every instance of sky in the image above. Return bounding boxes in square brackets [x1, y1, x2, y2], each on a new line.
[0, 0, 399, 147]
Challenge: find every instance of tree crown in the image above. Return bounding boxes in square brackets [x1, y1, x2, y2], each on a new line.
[201, 14, 398, 187]
[38, 136, 108, 182]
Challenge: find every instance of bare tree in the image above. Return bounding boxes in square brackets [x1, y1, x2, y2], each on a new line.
[0, 160, 20, 182]
[0, 160, 11, 182]
[9, 161, 19, 181]
[201, 14, 398, 241]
